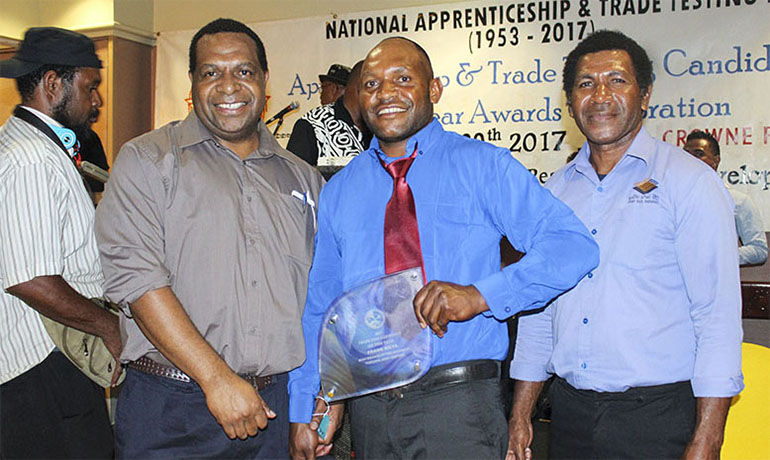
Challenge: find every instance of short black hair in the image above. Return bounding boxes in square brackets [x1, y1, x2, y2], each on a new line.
[188, 18, 267, 73]
[563, 30, 653, 100]
[686, 130, 720, 157]
[15, 65, 77, 103]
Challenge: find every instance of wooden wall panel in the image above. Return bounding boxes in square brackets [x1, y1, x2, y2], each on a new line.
[0, 35, 152, 168]
[0, 48, 21, 122]
[111, 36, 152, 165]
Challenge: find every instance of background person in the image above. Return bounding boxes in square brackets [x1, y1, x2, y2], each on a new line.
[684, 129, 768, 266]
[318, 63, 350, 105]
[287, 60, 371, 170]
[0, 26, 119, 459]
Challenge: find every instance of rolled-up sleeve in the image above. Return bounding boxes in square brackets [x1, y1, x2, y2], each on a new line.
[675, 174, 744, 397]
[511, 305, 555, 382]
[473, 151, 599, 320]
[94, 143, 171, 308]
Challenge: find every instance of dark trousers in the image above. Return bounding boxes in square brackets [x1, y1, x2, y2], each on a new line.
[549, 377, 696, 459]
[348, 361, 508, 459]
[0, 351, 114, 459]
[115, 368, 289, 459]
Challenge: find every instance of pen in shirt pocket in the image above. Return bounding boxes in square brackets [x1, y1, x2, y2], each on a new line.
[292, 190, 316, 230]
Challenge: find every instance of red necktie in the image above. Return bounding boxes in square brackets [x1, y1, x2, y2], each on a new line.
[380, 147, 425, 281]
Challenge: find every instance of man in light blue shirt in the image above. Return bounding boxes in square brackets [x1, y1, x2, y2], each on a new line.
[508, 31, 743, 460]
[684, 130, 768, 266]
[288, 37, 598, 459]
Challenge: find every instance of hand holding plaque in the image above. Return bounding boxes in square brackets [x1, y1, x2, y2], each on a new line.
[318, 267, 432, 402]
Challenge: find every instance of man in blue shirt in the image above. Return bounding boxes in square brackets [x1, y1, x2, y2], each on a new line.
[684, 130, 768, 266]
[508, 31, 743, 460]
[288, 37, 599, 459]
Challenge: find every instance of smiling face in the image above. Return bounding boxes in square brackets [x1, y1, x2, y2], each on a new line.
[359, 38, 442, 157]
[190, 32, 268, 156]
[568, 49, 651, 155]
[51, 67, 102, 132]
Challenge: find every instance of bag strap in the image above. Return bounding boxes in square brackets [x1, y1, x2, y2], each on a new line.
[13, 105, 72, 156]
[13, 105, 96, 200]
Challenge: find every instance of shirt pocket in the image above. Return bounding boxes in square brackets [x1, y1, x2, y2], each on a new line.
[607, 196, 674, 270]
[272, 192, 315, 266]
[427, 199, 472, 263]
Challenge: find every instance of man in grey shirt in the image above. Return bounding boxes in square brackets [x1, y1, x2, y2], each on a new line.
[95, 18, 323, 458]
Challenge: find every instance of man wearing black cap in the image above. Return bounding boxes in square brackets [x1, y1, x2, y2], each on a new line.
[319, 63, 350, 105]
[0, 27, 119, 458]
[287, 60, 371, 171]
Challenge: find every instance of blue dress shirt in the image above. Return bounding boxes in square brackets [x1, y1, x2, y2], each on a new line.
[512, 128, 744, 398]
[728, 186, 768, 265]
[288, 119, 599, 423]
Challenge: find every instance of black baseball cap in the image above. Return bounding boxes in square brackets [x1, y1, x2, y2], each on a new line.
[319, 64, 351, 86]
[0, 27, 102, 79]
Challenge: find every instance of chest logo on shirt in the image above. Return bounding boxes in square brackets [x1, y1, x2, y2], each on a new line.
[633, 178, 658, 194]
[629, 178, 660, 204]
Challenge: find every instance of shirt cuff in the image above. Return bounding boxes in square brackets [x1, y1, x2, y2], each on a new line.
[473, 271, 520, 320]
[105, 275, 171, 310]
[289, 391, 316, 424]
[691, 375, 744, 398]
[510, 360, 551, 382]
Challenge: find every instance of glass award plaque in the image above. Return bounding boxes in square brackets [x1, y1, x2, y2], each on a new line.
[318, 267, 432, 402]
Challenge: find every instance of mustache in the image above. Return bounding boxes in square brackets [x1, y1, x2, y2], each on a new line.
[88, 109, 100, 124]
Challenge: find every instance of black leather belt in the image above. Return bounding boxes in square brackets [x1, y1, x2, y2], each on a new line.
[386, 359, 500, 398]
[423, 359, 500, 387]
[128, 356, 274, 390]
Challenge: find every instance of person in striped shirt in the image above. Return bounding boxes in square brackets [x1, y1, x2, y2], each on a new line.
[0, 27, 120, 459]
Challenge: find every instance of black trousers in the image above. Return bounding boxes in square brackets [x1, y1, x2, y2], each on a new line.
[0, 351, 114, 459]
[549, 377, 696, 459]
[348, 361, 508, 459]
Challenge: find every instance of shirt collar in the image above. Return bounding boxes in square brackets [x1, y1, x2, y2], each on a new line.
[176, 111, 215, 148]
[623, 126, 654, 165]
[176, 110, 296, 162]
[367, 118, 443, 162]
[570, 126, 654, 178]
[20, 105, 62, 127]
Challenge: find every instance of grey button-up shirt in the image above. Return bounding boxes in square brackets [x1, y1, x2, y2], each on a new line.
[95, 112, 323, 376]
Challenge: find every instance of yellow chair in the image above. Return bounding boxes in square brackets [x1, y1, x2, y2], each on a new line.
[721, 342, 770, 459]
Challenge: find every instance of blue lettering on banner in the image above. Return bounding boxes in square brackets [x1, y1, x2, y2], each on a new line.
[466, 97, 561, 124]
[456, 63, 483, 86]
[487, 59, 558, 85]
[720, 166, 770, 191]
[664, 44, 770, 77]
[645, 97, 730, 119]
[287, 74, 320, 101]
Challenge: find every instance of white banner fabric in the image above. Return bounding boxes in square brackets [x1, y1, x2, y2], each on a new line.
[154, 0, 770, 225]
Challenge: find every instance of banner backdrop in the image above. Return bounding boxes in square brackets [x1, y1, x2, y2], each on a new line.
[155, 0, 770, 224]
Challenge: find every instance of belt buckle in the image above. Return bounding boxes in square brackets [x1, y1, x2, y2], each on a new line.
[385, 381, 412, 399]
